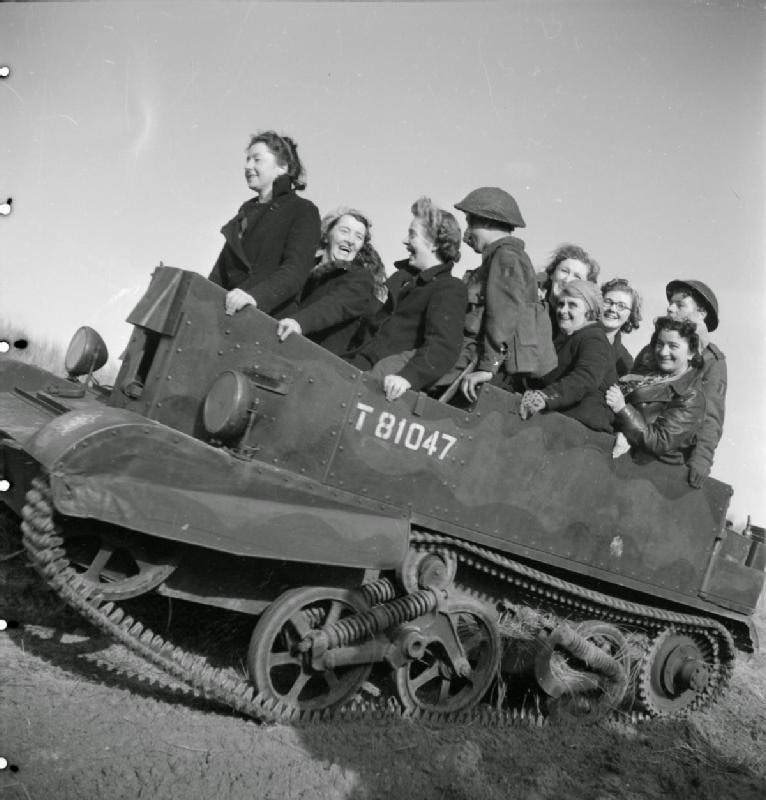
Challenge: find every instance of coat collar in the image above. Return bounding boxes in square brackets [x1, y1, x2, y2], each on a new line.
[554, 320, 602, 346]
[627, 366, 701, 402]
[311, 255, 363, 278]
[481, 235, 526, 264]
[411, 261, 454, 285]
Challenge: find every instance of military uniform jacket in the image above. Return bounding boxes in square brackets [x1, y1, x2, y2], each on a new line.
[634, 341, 726, 477]
[208, 175, 321, 317]
[615, 368, 706, 464]
[476, 236, 556, 376]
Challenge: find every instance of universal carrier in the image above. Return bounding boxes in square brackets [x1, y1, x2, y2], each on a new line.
[1, 267, 764, 723]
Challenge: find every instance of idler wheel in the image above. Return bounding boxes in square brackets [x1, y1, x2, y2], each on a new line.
[247, 586, 372, 713]
[63, 523, 176, 601]
[639, 629, 715, 716]
[398, 548, 457, 593]
[395, 600, 499, 715]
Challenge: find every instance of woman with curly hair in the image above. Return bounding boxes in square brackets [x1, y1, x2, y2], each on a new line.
[276, 208, 385, 355]
[346, 197, 467, 401]
[539, 244, 601, 334]
[605, 317, 706, 466]
[600, 278, 643, 377]
[209, 130, 321, 318]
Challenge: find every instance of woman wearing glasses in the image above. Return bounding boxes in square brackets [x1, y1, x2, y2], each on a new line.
[600, 278, 643, 377]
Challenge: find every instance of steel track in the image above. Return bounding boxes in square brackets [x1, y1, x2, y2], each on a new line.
[409, 530, 735, 717]
[19, 476, 735, 724]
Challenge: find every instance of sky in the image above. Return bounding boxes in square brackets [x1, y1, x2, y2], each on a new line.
[0, 1, 764, 522]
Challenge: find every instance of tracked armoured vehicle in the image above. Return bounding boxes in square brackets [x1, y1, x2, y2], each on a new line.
[1, 266, 764, 723]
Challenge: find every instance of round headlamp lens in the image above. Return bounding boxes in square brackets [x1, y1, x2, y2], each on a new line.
[64, 326, 108, 376]
[202, 370, 253, 440]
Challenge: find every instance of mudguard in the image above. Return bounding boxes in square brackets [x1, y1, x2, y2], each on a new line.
[3, 401, 409, 570]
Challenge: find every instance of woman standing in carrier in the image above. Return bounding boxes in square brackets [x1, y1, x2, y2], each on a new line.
[209, 131, 321, 318]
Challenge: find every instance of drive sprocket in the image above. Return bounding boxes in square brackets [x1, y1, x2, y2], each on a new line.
[638, 627, 716, 717]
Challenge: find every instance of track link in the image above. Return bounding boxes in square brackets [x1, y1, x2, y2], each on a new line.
[19, 476, 735, 724]
[19, 477, 541, 727]
[410, 529, 736, 718]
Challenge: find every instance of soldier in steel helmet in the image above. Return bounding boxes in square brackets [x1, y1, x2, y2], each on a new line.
[633, 279, 726, 488]
[451, 187, 557, 402]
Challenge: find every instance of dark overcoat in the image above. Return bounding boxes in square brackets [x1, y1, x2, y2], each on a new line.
[208, 174, 321, 317]
[634, 340, 726, 477]
[530, 323, 617, 432]
[348, 261, 467, 391]
[290, 258, 376, 356]
[615, 368, 706, 464]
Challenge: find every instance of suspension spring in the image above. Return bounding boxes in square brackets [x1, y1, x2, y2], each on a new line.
[361, 577, 397, 606]
[314, 588, 438, 651]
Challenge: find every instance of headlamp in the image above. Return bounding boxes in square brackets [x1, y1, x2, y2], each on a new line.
[64, 326, 108, 378]
[202, 370, 255, 441]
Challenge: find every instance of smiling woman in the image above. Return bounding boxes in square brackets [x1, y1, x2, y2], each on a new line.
[520, 279, 616, 432]
[601, 278, 643, 377]
[345, 197, 467, 402]
[606, 317, 706, 466]
[208, 131, 321, 318]
[275, 207, 385, 355]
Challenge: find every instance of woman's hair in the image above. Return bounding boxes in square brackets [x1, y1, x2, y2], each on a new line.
[410, 196, 462, 264]
[558, 278, 604, 322]
[650, 317, 704, 369]
[247, 130, 307, 190]
[320, 207, 387, 302]
[601, 277, 643, 334]
[542, 244, 601, 293]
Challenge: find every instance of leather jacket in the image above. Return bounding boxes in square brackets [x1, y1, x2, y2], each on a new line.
[615, 368, 706, 464]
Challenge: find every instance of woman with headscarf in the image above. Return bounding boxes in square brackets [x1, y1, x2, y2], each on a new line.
[209, 130, 321, 318]
[519, 279, 616, 432]
[538, 244, 601, 336]
[275, 207, 385, 356]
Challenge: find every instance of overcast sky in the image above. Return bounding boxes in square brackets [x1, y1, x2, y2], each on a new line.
[1, 1, 764, 520]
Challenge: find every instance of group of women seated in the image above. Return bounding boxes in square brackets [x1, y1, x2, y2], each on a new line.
[208, 130, 711, 477]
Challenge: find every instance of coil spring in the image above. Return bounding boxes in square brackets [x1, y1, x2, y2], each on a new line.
[300, 580, 396, 631]
[361, 577, 397, 606]
[303, 607, 327, 627]
[322, 589, 438, 650]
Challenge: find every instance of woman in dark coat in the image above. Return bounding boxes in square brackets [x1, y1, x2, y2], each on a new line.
[520, 279, 616, 432]
[275, 207, 386, 356]
[606, 317, 706, 465]
[209, 131, 321, 318]
[346, 196, 467, 401]
[601, 278, 643, 377]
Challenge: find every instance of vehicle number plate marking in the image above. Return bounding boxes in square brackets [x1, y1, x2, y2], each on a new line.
[354, 403, 457, 460]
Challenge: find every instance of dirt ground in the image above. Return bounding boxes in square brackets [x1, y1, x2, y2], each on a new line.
[1, 513, 765, 800]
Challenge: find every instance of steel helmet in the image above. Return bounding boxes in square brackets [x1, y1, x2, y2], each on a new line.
[666, 279, 719, 332]
[454, 187, 526, 229]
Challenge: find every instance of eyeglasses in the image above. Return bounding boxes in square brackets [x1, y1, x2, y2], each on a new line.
[603, 298, 631, 312]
